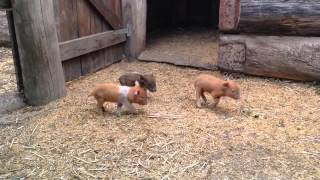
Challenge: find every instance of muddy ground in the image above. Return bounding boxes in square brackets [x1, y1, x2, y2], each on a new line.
[0, 56, 319, 179]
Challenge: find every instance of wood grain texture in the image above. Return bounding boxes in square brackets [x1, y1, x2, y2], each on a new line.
[220, 0, 320, 35]
[59, 31, 125, 61]
[219, 0, 240, 31]
[239, 0, 320, 35]
[218, 34, 320, 81]
[12, 0, 66, 105]
[122, 0, 147, 60]
[54, 0, 82, 81]
[88, 0, 122, 29]
[53, 0, 125, 81]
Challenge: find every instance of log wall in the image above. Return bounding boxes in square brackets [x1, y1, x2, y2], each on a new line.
[218, 35, 320, 81]
[219, 0, 320, 36]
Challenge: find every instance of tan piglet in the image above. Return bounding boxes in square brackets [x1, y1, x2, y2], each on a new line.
[194, 74, 240, 108]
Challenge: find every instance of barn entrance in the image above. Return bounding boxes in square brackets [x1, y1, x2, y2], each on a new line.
[138, 0, 220, 70]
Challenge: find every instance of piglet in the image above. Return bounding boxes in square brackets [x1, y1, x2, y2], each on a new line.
[89, 81, 147, 116]
[119, 72, 157, 92]
[194, 74, 240, 108]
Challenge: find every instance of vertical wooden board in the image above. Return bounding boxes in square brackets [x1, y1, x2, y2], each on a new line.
[112, 0, 125, 62]
[101, 0, 117, 66]
[86, 2, 105, 73]
[111, 0, 122, 20]
[77, 0, 93, 76]
[52, 0, 61, 41]
[122, 0, 147, 59]
[54, 0, 82, 81]
[80, 2, 99, 74]
[219, 0, 240, 32]
[104, 0, 122, 28]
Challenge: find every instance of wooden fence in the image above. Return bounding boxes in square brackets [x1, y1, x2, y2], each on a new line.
[0, 0, 128, 105]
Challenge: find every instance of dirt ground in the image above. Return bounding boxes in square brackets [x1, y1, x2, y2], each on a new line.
[0, 58, 320, 179]
[0, 47, 15, 95]
[139, 28, 218, 70]
[0, 47, 24, 115]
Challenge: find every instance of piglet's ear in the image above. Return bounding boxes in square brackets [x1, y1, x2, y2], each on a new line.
[222, 82, 229, 89]
[135, 80, 140, 87]
[134, 90, 140, 96]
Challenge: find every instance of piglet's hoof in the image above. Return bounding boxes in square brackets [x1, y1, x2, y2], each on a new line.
[196, 102, 202, 108]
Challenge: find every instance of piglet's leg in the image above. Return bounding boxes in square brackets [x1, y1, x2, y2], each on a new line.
[116, 103, 123, 117]
[195, 87, 203, 108]
[211, 97, 220, 108]
[97, 99, 106, 113]
[201, 91, 207, 103]
[123, 100, 138, 114]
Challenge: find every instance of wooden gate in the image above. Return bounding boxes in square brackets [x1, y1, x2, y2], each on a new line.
[53, 0, 127, 81]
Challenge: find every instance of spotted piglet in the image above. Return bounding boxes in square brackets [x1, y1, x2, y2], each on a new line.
[194, 74, 240, 108]
[89, 81, 147, 116]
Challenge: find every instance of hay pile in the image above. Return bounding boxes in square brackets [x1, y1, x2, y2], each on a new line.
[0, 60, 319, 179]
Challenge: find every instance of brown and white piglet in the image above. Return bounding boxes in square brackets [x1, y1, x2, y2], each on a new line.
[119, 72, 157, 92]
[89, 81, 148, 116]
[194, 74, 240, 108]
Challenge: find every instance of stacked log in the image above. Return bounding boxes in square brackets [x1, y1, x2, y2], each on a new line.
[218, 0, 320, 81]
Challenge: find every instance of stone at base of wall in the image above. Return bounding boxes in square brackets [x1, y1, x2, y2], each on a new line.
[0, 11, 10, 47]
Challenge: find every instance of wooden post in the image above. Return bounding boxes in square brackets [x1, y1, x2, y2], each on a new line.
[122, 0, 147, 60]
[11, 0, 66, 105]
[6, 6, 24, 93]
[219, 0, 240, 32]
[218, 35, 320, 81]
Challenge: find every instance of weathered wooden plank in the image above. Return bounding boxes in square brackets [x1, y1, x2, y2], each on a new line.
[122, 0, 147, 60]
[77, 0, 93, 76]
[81, 5, 105, 74]
[88, 0, 122, 29]
[219, 0, 240, 31]
[0, 0, 10, 9]
[220, 0, 320, 36]
[59, 31, 126, 61]
[218, 35, 320, 81]
[12, 0, 66, 105]
[102, 0, 125, 66]
[54, 0, 82, 81]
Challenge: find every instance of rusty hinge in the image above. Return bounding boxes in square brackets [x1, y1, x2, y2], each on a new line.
[114, 24, 132, 37]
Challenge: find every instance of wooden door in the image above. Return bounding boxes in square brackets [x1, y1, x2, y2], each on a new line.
[53, 0, 126, 81]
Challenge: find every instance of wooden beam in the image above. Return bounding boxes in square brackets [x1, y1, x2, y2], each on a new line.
[12, 0, 66, 105]
[219, 0, 320, 36]
[87, 0, 122, 29]
[218, 34, 320, 81]
[122, 0, 147, 60]
[0, 0, 10, 9]
[59, 30, 126, 61]
[219, 0, 240, 32]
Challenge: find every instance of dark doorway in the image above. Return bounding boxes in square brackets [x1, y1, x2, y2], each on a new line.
[139, 0, 220, 69]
